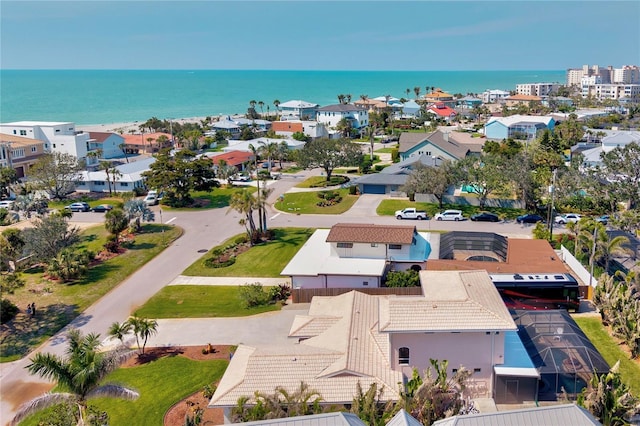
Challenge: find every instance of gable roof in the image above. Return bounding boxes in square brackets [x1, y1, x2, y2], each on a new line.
[379, 270, 517, 332]
[426, 103, 457, 117]
[326, 223, 416, 244]
[237, 412, 367, 426]
[424, 130, 471, 160]
[386, 409, 423, 426]
[210, 291, 403, 408]
[89, 132, 122, 143]
[381, 154, 440, 175]
[432, 403, 601, 426]
[208, 150, 254, 167]
[398, 132, 430, 154]
[0, 133, 44, 146]
[122, 132, 171, 147]
[271, 121, 304, 133]
[485, 115, 554, 128]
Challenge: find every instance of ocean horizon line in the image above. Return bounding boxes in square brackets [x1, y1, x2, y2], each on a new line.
[1, 68, 565, 73]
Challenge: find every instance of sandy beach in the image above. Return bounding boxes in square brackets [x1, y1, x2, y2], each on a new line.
[76, 116, 213, 134]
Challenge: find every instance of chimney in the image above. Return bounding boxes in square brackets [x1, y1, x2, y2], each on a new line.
[443, 132, 449, 142]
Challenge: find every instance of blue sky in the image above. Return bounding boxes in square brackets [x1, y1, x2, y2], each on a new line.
[1, 1, 639, 70]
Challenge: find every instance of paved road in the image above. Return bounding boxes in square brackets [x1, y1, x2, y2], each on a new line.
[0, 170, 538, 424]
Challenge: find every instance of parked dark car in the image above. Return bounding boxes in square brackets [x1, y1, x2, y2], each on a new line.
[470, 212, 500, 222]
[91, 204, 114, 213]
[516, 213, 544, 224]
[64, 202, 90, 212]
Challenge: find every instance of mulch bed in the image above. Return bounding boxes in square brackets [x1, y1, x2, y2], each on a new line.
[120, 345, 230, 426]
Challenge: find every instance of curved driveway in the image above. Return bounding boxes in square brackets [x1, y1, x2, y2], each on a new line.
[0, 173, 540, 425]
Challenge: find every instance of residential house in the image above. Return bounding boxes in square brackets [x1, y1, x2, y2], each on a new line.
[271, 121, 329, 140]
[541, 96, 574, 108]
[353, 97, 388, 111]
[316, 104, 369, 130]
[210, 119, 241, 138]
[208, 150, 255, 173]
[122, 132, 172, 154]
[232, 118, 272, 132]
[483, 115, 555, 141]
[502, 94, 542, 108]
[432, 404, 601, 426]
[401, 100, 422, 118]
[278, 100, 319, 121]
[425, 103, 457, 121]
[423, 89, 456, 107]
[580, 130, 640, 168]
[0, 121, 89, 160]
[87, 132, 125, 162]
[481, 89, 510, 104]
[223, 137, 305, 155]
[399, 130, 479, 162]
[456, 95, 482, 109]
[281, 223, 433, 289]
[0, 133, 47, 179]
[76, 157, 154, 193]
[355, 154, 443, 195]
[210, 270, 520, 422]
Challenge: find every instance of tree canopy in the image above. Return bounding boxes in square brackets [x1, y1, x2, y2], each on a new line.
[294, 138, 363, 181]
[29, 152, 84, 200]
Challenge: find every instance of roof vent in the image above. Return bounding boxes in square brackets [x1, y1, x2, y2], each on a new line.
[432, 304, 438, 309]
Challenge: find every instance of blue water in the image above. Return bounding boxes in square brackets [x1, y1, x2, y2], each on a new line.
[0, 70, 565, 125]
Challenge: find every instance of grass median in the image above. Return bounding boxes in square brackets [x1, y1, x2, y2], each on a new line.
[376, 199, 526, 220]
[275, 190, 358, 215]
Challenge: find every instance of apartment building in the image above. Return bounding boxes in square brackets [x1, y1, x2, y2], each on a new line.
[568, 64, 639, 91]
[0, 121, 89, 160]
[581, 75, 640, 100]
[516, 83, 561, 97]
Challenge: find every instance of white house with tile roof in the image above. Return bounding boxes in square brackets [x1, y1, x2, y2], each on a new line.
[281, 224, 433, 289]
[316, 104, 369, 130]
[210, 270, 518, 422]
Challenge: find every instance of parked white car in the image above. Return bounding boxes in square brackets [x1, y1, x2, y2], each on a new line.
[554, 213, 582, 224]
[144, 190, 159, 206]
[434, 209, 464, 221]
[0, 200, 14, 209]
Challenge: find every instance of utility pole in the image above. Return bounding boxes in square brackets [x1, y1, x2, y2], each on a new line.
[548, 168, 557, 243]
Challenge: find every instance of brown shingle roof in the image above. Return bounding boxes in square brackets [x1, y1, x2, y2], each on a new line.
[326, 223, 416, 244]
[506, 94, 542, 101]
[398, 132, 430, 154]
[88, 131, 120, 142]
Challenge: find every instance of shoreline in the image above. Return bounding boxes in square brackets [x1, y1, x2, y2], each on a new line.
[76, 116, 214, 134]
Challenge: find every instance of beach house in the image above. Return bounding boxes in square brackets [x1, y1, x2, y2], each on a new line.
[209, 270, 521, 422]
[281, 223, 432, 289]
[271, 120, 329, 140]
[483, 115, 555, 141]
[278, 100, 319, 121]
[75, 157, 153, 193]
[355, 154, 442, 195]
[316, 104, 369, 131]
[0, 133, 47, 179]
[0, 121, 89, 160]
[398, 129, 478, 162]
[87, 132, 126, 161]
[425, 103, 457, 121]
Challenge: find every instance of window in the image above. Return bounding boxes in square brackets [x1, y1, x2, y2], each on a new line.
[473, 368, 481, 373]
[19, 130, 27, 136]
[121, 182, 128, 187]
[12, 130, 16, 135]
[31, 147, 37, 153]
[363, 281, 368, 286]
[398, 347, 410, 365]
[337, 242, 353, 248]
[371, 243, 378, 247]
[52, 144, 56, 148]
[389, 244, 402, 250]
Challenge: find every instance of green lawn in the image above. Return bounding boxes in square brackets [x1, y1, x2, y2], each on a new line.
[182, 228, 313, 277]
[20, 357, 228, 426]
[573, 315, 640, 394]
[374, 147, 395, 153]
[376, 199, 526, 220]
[134, 285, 282, 318]
[161, 186, 256, 211]
[293, 175, 349, 188]
[275, 190, 359, 215]
[1, 224, 182, 362]
[47, 196, 126, 210]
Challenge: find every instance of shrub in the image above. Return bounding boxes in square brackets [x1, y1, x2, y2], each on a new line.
[374, 164, 386, 172]
[233, 234, 248, 245]
[269, 283, 291, 302]
[202, 384, 217, 399]
[391, 148, 399, 163]
[349, 185, 358, 195]
[385, 270, 420, 287]
[238, 283, 270, 308]
[360, 158, 372, 174]
[203, 256, 236, 268]
[104, 234, 120, 253]
[0, 298, 19, 323]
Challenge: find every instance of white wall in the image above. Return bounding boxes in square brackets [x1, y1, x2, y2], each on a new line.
[292, 276, 324, 289]
[390, 331, 506, 396]
[326, 275, 380, 288]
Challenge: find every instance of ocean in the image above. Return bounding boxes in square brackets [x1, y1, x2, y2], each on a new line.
[0, 70, 566, 125]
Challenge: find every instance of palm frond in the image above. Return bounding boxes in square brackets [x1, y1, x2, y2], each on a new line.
[86, 384, 139, 400]
[11, 392, 75, 426]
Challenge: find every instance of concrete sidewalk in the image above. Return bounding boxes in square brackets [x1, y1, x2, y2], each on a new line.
[168, 275, 291, 286]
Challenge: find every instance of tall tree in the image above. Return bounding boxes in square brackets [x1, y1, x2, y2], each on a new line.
[294, 137, 363, 181]
[22, 216, 80, 262]
[456, 154, 509, 208]
[126, 316, 158, 355]
[29, 152, 84, 200]
[401, 162, 455, 208]
[228, 189, 258, 243]
[142, 149, 218, 207]
[0, 167, 18, 199]
[601, 142, 640, 208]
[273, 99, 280, 119]
[12, 329, 138, 425]
[123, 199, 155, 232]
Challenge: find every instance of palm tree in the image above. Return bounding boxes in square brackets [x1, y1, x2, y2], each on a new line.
[104, 208, 128, 245]
[118, 143, 129, 163]
[100, 161, 113, 195]
[414, 86, 421, 99]
[258, 101, 265, 117]
[273, 99, 280, 119]
[228, 189, 258, 243]
[108, 321, 132, 346]
[127, 316, 158, 355]
[12, 329, 138, 425]
[337, 94, 345, 104]
[596, 230, 633, 274]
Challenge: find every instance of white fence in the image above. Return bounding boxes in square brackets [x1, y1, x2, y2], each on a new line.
[560, 245, 597, 287]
